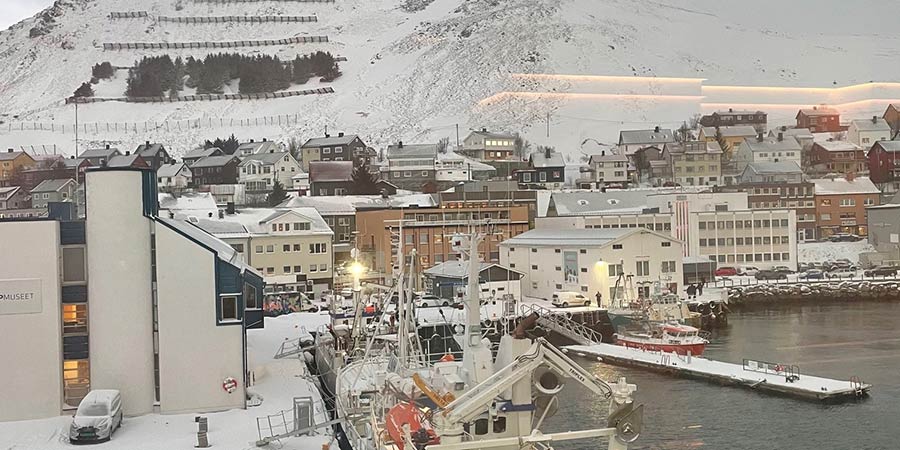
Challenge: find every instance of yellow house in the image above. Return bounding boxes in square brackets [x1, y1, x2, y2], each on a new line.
[0, 150, 36, 183]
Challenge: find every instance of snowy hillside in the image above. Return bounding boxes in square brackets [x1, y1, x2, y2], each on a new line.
[1, 0, 900, 157]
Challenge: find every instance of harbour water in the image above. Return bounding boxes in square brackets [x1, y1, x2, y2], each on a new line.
[545, 302, 900, 450]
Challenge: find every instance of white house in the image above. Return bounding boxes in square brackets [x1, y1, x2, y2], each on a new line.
[0, 167, 265, 422]
[500, 228, 684, 305]
[734, 134, 802, 172]
[618, 127, 675, 155]
[238, 151, 302, 193]
[584, 151, 631, 187]
[848, 117, 891, 148]
[156, 162, 192, 191]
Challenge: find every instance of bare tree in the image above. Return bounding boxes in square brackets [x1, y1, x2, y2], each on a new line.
[436, 137, 450, 153]
[514, 134, 532, 159]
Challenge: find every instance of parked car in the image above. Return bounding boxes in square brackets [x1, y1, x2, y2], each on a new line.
[756, 270, 787, 280]
[864, 266, 899, 277]
[828, 233, 863, 242]
[772, 266, 794, 274]
[826, 268, 857, 279]
[70, 390, 123, 443]
[715, 266, 739, 277]
[739, 266, 760, 276]
[416, 294, 453, 308]
[799, 269, 825, 280]
[551, 291, 590, 308]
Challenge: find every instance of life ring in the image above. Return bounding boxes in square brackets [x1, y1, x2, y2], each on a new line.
[223, 377, 238, 393]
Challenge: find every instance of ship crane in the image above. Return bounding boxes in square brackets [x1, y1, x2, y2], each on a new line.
[429, 338, 643, 450]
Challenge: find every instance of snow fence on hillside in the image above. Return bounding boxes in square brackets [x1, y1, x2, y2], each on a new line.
[65, 87, 335, 104]
[102, 36, 329, 50]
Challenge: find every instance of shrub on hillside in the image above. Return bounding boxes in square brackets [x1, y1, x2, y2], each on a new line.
[92, 62, 115, 79]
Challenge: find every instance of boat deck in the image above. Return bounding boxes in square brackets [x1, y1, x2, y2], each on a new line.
[564, 343, 871, 403]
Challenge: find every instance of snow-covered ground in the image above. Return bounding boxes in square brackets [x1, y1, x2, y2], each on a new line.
[2, 0, 900, 158]
[0, 313, 333, 450]
[798, 241, 874, 264]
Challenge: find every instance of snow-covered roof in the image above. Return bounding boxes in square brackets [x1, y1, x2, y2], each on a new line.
[237, 141, 280, 154]
[309, 161, 353, 182]
[744, 161, 802, 175]
[872, 140, 900, 153]
[619, 128, 674, 145]
[302, 135, 360, 147]
[386, 143, 437, 159]
[157, 162, 188, 178]
[813, 140, 862, 152]
[79, 147, 120, 159]
[239, 152, 290, 166]
[769, 127, 813, 139]
[711, 109, 764, 115]
[158, 192, 218, 219]
[549, 190, 655, 216]
[811, 176, 880, 195]
[134, 142, 165, 157]
[280, 193, 437, 214]
[31, 178, 74, 193]
[157, 216, 257, 275]
[424, 260, 522, 279]
[529, 150, 565, 168]
[799, 106, 839, 117]
[0, 150, 30, 161]
[700, 126, 758, 138]
[0, 186, 20, 199]
[212, 207, 332, 236]
[192, 155, 238, 168]
[664, 141, 722, 155]
[106, 153, 143, 167]
[850, 118, 891, 132]
[588, 152, 628, 164]
[742, 136, 802, 152]
[435, 151, 496, 172]
[467, 130, 516, 140]
[500, 228, 634, 247]
[184, 147, 222, 159]
[61, 157, 89, 168]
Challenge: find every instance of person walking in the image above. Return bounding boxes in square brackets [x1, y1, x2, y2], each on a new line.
[697, 279, 705, 296]
[595, 291, 603, 307]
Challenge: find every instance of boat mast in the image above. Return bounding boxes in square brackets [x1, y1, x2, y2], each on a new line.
[461, 232, 492, 384]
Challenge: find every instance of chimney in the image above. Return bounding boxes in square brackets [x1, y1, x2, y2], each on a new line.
[777, 132, 783, 142]
[262, 138, 267, 142]
[398, 140, 403, 148]
[544, 147, 551, 159]
[482, 127, 487, 132]
[208, 212, 213, 218]
[873, 115, 878, 124]
[728, 108, 733, 113]
[757, 132, 764, 142]
[125, 151, 131, 156]
[6, 149, 12, 153]
[813, 106, 818, 110]
[654, 126, 660, 133]
[145, 140, 150, 145]
[250, 139, 255, 143]
[325, 133, 330, 138]
[338, 132, 344, 137]
[105, 144, 110, 149]
[601, 150, 606, 156]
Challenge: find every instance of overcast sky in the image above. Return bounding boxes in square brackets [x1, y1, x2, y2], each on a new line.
[2, 0, 52, 30]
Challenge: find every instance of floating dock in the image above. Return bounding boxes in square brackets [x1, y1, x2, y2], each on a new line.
[564, 343, 871, 402]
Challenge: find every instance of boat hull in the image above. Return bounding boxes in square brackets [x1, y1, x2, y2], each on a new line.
[616, 338, 706, 356]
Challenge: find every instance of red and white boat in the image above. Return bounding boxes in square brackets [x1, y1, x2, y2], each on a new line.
[615, 323, 709, 356]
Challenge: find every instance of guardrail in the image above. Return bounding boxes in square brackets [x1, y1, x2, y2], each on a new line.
[102, 36, 329, 50]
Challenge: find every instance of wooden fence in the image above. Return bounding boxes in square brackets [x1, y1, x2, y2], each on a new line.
[65, 87, 334, 104]
[102, 35, 329, 50]
[5, 113, 317, 135]
[109, 11, 149, 19]
[158, 15, 318, 23]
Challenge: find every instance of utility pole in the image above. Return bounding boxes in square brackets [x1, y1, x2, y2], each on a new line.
[455, 124, 460, 148]
[324, 124, 328, 136]
[546, 112, 550, 138]
[74, 101, 80, 184]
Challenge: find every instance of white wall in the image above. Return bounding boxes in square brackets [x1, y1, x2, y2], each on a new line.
[155, 224, 245, 414]
[85, 170, 157, 416]
[501, 230, 683, 304]
[0, 221, 62, 421]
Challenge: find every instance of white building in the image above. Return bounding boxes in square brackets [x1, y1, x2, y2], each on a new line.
[583, 151, 631, 187]
[500, 228, 683, 304]
[617, 127, 675, 155]
[0, 167, 265, 422]
[156, 162, 192, 191]
[734, 135, 802, 172]
[238, 151, 302, 193]
[848, 117, 891, 148]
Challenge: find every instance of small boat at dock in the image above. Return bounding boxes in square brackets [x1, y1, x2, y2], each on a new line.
[615, 322, 709, 356]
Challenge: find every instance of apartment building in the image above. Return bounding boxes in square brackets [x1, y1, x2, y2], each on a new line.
[808, 141, 867, 177]
[698, 125, 758, 152]
[384, 142, 438, 190]
[300, 133, 371, 170]
[617, 127, 675, 155]
[0, 149, 35, 185]
[699, 109, 767, 131]
[500, 228, 683, 304]
[461, 129, 517, 160]
[812, 175, 880, 238]
[238, 151, 302, 193]
[355, 204, 531, 276]
[734, 134, 802, 172]
[197, 207, 334, 297]
[662, 141, 723, 186]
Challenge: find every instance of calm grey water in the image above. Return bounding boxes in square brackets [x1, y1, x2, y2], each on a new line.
[544, 302, 900, 450]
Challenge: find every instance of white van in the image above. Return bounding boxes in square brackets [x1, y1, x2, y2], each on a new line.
[70, 389, 124, 443]
[551, 291, 590, 308]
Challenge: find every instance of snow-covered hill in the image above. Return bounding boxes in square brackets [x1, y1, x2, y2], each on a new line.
[1, 0, 900, 157]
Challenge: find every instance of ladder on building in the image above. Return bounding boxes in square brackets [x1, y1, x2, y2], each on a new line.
[520, 304, 603, 345]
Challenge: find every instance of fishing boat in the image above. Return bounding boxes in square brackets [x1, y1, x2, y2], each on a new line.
[615, 322, 709, 356]
[332, 232, 646, 450]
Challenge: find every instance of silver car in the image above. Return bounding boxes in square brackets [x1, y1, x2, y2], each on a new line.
[70, 389, 123, 443]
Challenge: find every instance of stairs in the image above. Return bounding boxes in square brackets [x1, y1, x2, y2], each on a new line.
[520, 304, 603, 345]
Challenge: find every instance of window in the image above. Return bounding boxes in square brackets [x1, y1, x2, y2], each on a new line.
[636, 260, 650, 276]
[294, 265, 303, 273]
[309, 243, 327, 254]
[610, 264, 624, 277]
[612, 244, 623, 250]
[579, 249, 587, 254]
[864, 198, 875, 206]
[266, 267, 274, 274]
[840, 198, 856, 207]
[266, 245, 274, 253]
[293, 244, 302, 252]
[821, 213, 832, 221]
[523, 173, 532, 183]
[531, 265, 538, 270]
[699, 222, 706, 230]
[320, 264, 327, 272]
[310, 265, 318, 272]
[219, 296, 239, 321]
[283, 265, 291, 273]
[283, 244, 291, 252]
[335, 188, 346, 195]
[661, 261, 676, 273]
[323, 147, 331, 154]
[420, 233, 429, 244]
[700, 239, 707, 247]
[62, 247, 86, 284]
[62, 304, 88, 335]
[539, 172, 547, 182]
[244, 284, 259, 309]
[63, 360, 90, 407]
[231, 244, 244, 253]
[294, 222, 310, 231]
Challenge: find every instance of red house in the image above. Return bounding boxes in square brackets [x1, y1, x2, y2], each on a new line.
[808, 140, 866, 177]
[797, 106, 842, 133]
[867, 140, 900, 186]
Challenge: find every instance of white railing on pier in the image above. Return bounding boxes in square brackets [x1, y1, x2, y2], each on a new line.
[520, 303, 603, 345]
